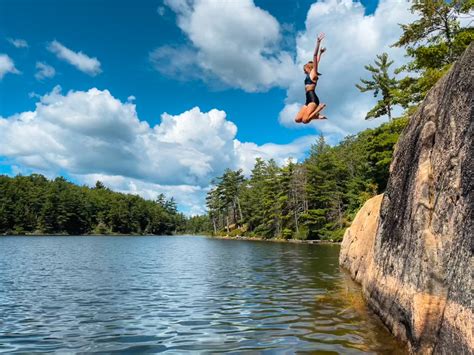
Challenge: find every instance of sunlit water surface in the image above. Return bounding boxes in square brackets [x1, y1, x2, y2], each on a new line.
[0, 236, 405, 353]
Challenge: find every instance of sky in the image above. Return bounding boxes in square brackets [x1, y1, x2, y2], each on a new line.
[0, 0, 415, 215]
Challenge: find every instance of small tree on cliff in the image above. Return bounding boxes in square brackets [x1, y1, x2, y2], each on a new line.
[356, 52, 399, 121]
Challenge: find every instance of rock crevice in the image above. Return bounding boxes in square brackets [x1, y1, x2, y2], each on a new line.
[340, 44, 473, 354]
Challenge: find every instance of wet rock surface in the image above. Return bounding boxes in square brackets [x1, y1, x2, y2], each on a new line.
[340, 44, 473, 354]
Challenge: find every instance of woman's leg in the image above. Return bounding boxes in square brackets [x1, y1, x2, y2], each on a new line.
[295, 105, 307, 123]
[306, 103, 327, 121]
[302, 103, 317, 123]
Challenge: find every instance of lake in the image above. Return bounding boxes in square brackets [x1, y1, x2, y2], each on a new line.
[0, 236, 404, 353]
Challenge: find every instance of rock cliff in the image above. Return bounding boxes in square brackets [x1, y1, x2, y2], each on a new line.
[340, 44, 473, 354]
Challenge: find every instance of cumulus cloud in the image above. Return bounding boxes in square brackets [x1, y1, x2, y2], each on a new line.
[47, 40, 102, 76]
[0, 87, 313, 213]
[235, 135, 317, 174]
[279, 0, 415, 138]
[0, 54, 20, 79]
[161, 0, 414, 140]
[7, 38, 28, 48]
[79, 173, 209, 215]
[159, 0, 299, 92]
[35, 62, 56, 80]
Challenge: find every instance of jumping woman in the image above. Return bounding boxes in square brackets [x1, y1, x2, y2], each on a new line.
[295, 33, 327, 123]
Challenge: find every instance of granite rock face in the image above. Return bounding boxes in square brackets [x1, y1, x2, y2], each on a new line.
[339, 194, 383, 284]
[340, 44, 473, 354]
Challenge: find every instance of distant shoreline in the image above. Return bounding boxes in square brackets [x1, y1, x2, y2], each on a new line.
[204, 234, 340, 245]
[0, 233, 170, 237]
[1, 233, 340, 244]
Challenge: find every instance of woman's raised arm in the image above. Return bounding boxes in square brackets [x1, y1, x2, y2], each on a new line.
[313, 33, 325, 74]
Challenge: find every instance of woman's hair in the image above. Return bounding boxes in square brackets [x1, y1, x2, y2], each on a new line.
[303, 61, 314, 73]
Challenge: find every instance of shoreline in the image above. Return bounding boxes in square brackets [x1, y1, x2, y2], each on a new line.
[1, 233, 341, 244]
[205, 234, 341, 245]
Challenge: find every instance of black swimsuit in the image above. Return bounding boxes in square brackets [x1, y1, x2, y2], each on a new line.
[305, 74, 320, 106]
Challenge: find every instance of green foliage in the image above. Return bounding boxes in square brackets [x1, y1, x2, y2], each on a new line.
[182, 215, 213, 234]
[0, 175, 184, 235]
[356, 0, 473, 117]
[204, 119, 408, 241]
[228, 228, 244, 237]
[365, 117, 409, 191]
[206, 169, 245, 234]
[356, 53, 399, 120]
[392, 0, 473, 107]
[281, 228, 293, 240]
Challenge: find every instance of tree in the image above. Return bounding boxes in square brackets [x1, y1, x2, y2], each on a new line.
[304, 136, 350, 240]
[0, 174, 185, 235]
[393, 0, 474, 106]
[241, 158, 267, 233]
[356, 53, 399, 121]
[203, 119, 409, 241]
[206, 186, 221, 234]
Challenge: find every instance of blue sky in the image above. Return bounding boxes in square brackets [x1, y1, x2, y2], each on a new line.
[0, 0, 411, 214]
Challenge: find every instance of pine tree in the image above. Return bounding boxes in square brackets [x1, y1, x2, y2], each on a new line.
[261, 159, 282, 238]
[241, 158, 267, 232]
[356, 53, 399, 121]
[393, 0, 474, 106]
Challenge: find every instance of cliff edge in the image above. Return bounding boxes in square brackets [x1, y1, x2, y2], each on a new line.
[340, 44, 473, 354]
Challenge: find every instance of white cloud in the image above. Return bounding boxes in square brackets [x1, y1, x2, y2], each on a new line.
[149, 45, 203, 80]
[79, 173, 209, 215]
[280, 0, 415, 137]
[162, 0, 414, 140]
[235, 135, 317, 174]
[0, 54, 20, 79]
[7, 38, 28, 48]
[47, 40, 102, 76]
[160, 0, 299, 92]
[35, 62, 56, 80]
[0, 87, 313, 214]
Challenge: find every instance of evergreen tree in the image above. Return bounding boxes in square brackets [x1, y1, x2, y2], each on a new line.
[0, 174, 184, 235]
[241, 158, 267, 233]
[356, 53, 399, 120]
[393, 0, 474, 106]
[304, 137, 347, 239]
[203, 119, 409, 242]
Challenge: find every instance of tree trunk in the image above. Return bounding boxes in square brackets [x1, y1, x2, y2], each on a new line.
[294, 210, 299, 233]
[212, 217, 217, 234]
[236, 197, 243, 222]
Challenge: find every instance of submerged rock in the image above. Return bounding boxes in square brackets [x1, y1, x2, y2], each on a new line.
[340, 44, 473, 354]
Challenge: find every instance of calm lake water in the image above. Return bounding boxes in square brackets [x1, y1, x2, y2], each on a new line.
[0, 236, 405, 354]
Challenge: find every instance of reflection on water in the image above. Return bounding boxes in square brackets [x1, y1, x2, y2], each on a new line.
[0, 236, 406, 353]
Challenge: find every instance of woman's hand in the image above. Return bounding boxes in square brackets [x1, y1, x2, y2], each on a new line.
[317, 33, 325, 43]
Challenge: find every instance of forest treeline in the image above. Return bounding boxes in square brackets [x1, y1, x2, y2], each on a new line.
[205, 119, 407, 241]
[0, 176, 186, 235]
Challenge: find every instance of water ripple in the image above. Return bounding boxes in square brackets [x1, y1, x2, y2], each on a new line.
[0, 236, 406, 353]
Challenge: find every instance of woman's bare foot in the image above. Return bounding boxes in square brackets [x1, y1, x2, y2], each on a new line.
[317, 103, 326, 111]
[303, 113, 327, 123]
